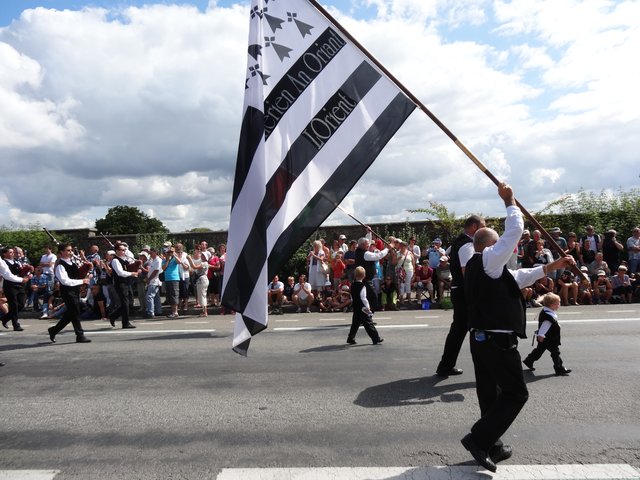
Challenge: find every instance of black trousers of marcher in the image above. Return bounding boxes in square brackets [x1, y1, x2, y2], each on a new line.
[52, 290, 85, 338]
[437, 288, 468, 371]
[110, 281, 133, 326]
[348, 312, 381, 343]
[469, 332, 529, 451]
[4, 284, 26, 328]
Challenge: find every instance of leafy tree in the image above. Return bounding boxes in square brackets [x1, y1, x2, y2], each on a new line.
[535, 187, 640, 241]
[0, 223, 61, 262]
[95, 206, 169, 235]
[187, 227, 213, 233]
[407, 201, 464, 247]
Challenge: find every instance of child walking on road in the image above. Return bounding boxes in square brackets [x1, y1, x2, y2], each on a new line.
[523, 292, 572, 376]
[346, 267, 383, 345]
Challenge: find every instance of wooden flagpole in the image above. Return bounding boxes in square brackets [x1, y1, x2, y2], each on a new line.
[308, 0, 587, 282]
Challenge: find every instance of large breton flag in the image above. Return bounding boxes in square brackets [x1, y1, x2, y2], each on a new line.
[222, 0, 416, 355]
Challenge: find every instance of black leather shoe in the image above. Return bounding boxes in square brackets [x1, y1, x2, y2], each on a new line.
[76, 336, 92, 343]
[436, 367, 463, 377]
[122, 324, 136, 329]
[522, 358, 535, 371]
[0, 362, 5, 367]
[48, 327, 56, 343]
[489, 444, 513, 463]
[13, 325, 24, 332]
[2, 320, 8, 329]
[373, 338, 384, 345]
[555, 367, 572, 376]
[346, 338, 357, 345]
[461, 433, 497, 473]
[109, 317, 116, 327]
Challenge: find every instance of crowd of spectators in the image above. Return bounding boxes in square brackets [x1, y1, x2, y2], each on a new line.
[269, 224, 640, 313]
[2, 224, 640, 326]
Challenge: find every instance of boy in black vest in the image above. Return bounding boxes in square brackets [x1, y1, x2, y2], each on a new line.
[346, 266, 383, 345]
[523, 293, 571, 376]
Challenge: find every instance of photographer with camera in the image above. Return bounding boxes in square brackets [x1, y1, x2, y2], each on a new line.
[161, 244, 182, 319]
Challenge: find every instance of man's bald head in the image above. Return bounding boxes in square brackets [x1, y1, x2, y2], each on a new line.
[473, 227, 499, 252]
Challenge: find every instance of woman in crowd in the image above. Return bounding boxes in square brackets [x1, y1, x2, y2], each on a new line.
[187, 245, 209, 317]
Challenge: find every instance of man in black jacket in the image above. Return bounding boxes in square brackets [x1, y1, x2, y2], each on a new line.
[435, 214, 484, 376]
[461, 183, 575, 472]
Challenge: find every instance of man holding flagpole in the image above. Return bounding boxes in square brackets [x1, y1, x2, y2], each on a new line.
[461, 182, 576, 472]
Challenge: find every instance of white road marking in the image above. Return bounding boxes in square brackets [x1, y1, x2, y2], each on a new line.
[414, 315, 441, 319]
[274, 318, 301, 322]
[608, 310, 636, 313]
[0, 471, 59, 480]
[184, 321, 210, 324]
[274, 324, 430, 332]
[217, 464, 640, 479]
[82, 329, 216, 335]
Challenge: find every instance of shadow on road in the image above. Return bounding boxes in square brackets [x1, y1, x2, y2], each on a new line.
[299, 344, 369, 353]
[354, 375, 476, 408]
[0, 342, 53, 352]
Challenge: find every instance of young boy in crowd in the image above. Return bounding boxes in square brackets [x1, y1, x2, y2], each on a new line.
[523, 292, 572, 376]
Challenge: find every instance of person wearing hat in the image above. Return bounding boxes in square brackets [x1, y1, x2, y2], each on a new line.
[48, 243, 92, 344]
[576, 266, 593, 305]
[108, 244, 140, 328]
[593, 269, 613, 304]
[517, 230, 531, 267]
[611, 265, 634, 303]
[548, 228, 567, 278]
[436, 255, 452, 300]
[337, 234, 348, 254]
[436, 214, 485, 377]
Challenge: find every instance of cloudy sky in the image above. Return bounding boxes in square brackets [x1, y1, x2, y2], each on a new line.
[1, 0, 638, 233]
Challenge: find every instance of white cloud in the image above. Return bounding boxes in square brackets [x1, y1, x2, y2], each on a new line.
[0, 0, 638, 234]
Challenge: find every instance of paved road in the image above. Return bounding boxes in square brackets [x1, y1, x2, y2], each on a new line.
[1, 304, 639, 479]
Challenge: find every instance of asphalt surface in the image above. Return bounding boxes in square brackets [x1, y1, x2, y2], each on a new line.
[1, 303, 639, 479]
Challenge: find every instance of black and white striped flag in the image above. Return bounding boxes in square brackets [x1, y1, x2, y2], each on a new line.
[222, 0, 416, 355]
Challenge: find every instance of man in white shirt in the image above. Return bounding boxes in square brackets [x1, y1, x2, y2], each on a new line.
[48, 243, 92, 343]
[268, 275, 285, 314]
[109, 245, 140, 329]
[626, 227, 640, 274]
[1, 247, 32, 331]
[293, 274, 314, 313]
[145, 248, 163, 318]
[461, 183, 575, 473]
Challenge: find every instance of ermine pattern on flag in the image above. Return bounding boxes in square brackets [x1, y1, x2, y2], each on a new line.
[223, 0, 416, 355]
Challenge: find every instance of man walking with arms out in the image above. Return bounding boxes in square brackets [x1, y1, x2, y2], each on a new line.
[461, 182, 575, 472]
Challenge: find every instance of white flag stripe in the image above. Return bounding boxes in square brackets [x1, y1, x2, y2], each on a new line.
[240, 262, 270, 326]
[225, 47, 375, 280]
[266, 78, 399, 252]
[223, 139, 266, 294]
